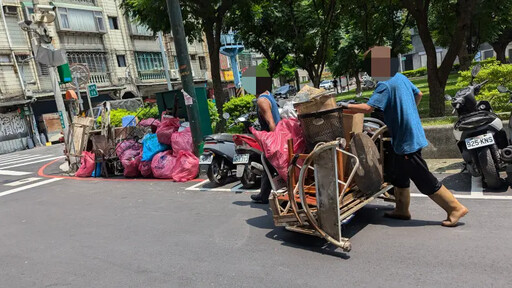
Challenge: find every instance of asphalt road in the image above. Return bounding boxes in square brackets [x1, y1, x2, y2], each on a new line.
[1, 145, 512, 287]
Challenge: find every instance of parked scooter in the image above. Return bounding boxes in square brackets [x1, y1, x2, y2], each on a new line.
[496, 84, 512, 184]
[446, 65, 507, 188]
[232, 113, 263, 189]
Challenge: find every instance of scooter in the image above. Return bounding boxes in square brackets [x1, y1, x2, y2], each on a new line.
[446, 65, 507, 189]
[496, 84, 512, 184]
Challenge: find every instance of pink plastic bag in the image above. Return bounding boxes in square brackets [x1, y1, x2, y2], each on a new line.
[122, 155, 141, 178]
[116, 139, 140, 158]
[139, 118, 161, 128]
[151, 150, 177, 179]
[156, 115, 180, 145]
[171, 127, 193, 153]
[139, 160, 153, 178]
[250, 118, 306, 181]
[76, 151, 96, 177]
[171, 150, 199, 182]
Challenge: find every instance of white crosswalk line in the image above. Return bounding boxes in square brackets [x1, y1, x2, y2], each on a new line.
[0, 178, 62, 198]
[0, 154, 57, 167]
[471, 176, 484, 197]
[5, 177, 42, 186]
[0, 156, 64, 169]
[0, 154, 41, 163]
[0, 170, 32, 176]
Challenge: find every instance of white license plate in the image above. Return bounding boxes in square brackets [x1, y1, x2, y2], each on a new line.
[199, 154, 213, 165]
[465, 133, 495, 150]
[233, 154, 250, 164]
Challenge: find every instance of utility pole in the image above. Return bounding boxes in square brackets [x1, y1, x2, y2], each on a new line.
[158, 32, 173, 91]
[165, 0, 202, 153]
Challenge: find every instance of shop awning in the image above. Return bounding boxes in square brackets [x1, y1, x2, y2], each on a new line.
[0, 98, 31, 108]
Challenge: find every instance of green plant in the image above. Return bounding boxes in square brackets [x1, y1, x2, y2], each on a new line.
[208, 100, 220, 131]
[222, 94, 256, 127]
[457, 62, 512, 112]
[136, 104, 159, 120]
[402, 67, 428, 78]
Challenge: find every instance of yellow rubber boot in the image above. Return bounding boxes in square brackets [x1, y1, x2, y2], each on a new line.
[384, 187, 411, 220]
[428, 185, 469, 227]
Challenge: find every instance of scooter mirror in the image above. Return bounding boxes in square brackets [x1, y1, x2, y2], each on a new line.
[222, 112, 230, 120]
[471, 64, 481, 78]
[445, 94, 452, 101]
[497, 85, 508, 93]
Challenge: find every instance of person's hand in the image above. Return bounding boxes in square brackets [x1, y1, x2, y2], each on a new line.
[339, 102, 350, 109]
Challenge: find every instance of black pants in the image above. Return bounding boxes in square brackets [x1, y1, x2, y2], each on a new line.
[392, 150, 442, 195]
[258, 167, 272, 199]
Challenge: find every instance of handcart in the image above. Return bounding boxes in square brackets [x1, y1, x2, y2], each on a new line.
[264, 122, 394, 252]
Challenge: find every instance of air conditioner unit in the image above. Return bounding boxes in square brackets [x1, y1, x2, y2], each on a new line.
[3, 5, 18, 16]
[170, 69, 179, 80]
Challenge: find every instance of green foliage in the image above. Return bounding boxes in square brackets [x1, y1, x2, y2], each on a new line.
[208, 100, 220, 131]
[96, 105, 160, 127]
[222, 94, 256, 127]
[456, 62, 512, 112]
[402, 67, 428, 78]
[258, 56, 297, 81]
[136, 104, 159, 119]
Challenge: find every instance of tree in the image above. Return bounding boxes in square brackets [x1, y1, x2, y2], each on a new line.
[328, 2, 412, 93]
[229, 1, 293, 81]
[283, 0, 344, 87]
[121, 0, 241, 132]
[400, 0, 477, 117]
[258, 56, 297, 85]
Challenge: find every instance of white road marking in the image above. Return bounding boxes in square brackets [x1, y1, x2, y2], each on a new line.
[410, 193, 512, 200]
[0, 178, 62, 198]
[185, 180, 260, 193]
[470, 176, 484, 197]
[5, 177, 42, 187]
[0, 154, 41, 163]
[0, 170, 32, 176]
[0, 154, 56, 166]
[0, 156, 63, 169]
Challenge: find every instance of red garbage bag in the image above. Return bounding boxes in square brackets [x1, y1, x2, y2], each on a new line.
[120, 145, 142, 162]
[116, 139, 140, 158]
[156, 115, 180, 145]
[250, 118, 306, 181]
[75, 151, 96, 177]
[151, 150, 177, 179]
[122, 155, 141, 178]
[171, 127, 193, 153]
[171, 150, 199, 182]
[139, 160, 153, 178]
[139, 118, 161, 128]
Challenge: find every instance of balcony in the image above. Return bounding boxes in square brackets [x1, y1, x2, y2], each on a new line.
[90, 72, 111, 86]
[57, 0, 97, 6]
[138, 70, 166, 81]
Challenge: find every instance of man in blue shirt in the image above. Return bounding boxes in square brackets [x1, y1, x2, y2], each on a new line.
[341, 61, 468, 227]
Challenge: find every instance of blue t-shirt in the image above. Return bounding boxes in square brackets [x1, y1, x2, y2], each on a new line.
[257, 92, 281, 132]
[367, 73, 428, 155]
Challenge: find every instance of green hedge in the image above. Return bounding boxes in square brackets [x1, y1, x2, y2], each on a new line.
[456, 61, 512, 112]
[97, 105, 159, 127]
[222, 94, 256, 133]
[402, 67, 427, 77]
[208, 100, 220, 131]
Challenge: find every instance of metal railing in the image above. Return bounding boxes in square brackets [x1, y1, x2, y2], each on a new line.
[90, 72, 110, 86]
[138, 70, 166, 81]
[59, 0, 96, 6]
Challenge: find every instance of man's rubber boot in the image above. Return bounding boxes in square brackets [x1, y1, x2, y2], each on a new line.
[428, 185, 469, 227]
[384, 187, 411, 220]
[250, 193, 269, 204]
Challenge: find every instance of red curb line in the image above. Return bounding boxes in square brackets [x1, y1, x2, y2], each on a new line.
[38, 158, 206, 183]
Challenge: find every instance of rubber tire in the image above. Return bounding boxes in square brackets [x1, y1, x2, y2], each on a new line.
[240, 166, 260, 189]
[207, 156, 229, 186]
[477, 147, 502, 189]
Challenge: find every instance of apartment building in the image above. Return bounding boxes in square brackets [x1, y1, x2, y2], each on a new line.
[0, 0, 210, 153]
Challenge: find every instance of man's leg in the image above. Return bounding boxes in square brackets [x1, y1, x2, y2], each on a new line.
[408, 150, 468, 227]
[385, 154, 411, 220]
[250, 171, 271, 204]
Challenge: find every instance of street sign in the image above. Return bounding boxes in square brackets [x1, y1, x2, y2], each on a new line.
[401, 57, 406, 60]
[58, 111, 65, 129]
[87, 84, 98, 98]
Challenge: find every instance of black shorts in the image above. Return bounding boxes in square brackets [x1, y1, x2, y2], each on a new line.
[391, 150, 441, 195]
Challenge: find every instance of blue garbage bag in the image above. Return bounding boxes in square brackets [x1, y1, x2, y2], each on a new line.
[141, 133, 169, 162]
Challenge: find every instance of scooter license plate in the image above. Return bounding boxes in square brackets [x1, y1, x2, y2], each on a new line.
[233, 154, 250, 164]
[465, 133, 495, 150]
[236, 165, 245, 178]
[199, 154, 214, 165]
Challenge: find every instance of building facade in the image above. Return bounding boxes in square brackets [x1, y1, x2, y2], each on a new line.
[0, 0, 211, 153]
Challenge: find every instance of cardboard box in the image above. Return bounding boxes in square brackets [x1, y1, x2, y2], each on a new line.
[342, 113, 364, 142]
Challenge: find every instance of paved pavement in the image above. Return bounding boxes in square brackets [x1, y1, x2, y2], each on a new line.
[1, 146, 512, 287]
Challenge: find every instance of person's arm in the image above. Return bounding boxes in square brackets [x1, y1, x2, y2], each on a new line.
[342, 103, 374, 114]
[415, 91, 423, 107]
[257, 98, 276, 131]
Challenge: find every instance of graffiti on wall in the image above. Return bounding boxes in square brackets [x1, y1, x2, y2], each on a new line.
[0, 112, 29, 141]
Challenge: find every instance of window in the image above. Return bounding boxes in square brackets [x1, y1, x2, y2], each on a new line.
[199, 56, 207, 70]
[58, 8, 70, 29]
[483, 50, 494, 60]
[116, 55, 126, 67]
[108, 17, 118, 30]
[135, 52, 164, 71]
[94, 12, 105, 32]
[190, 54, 197, 60]
[0, 54, 11, 63]
[39, 63, 49, 76]
[173, 56, 179, 69]
[67, 52, 108, 73]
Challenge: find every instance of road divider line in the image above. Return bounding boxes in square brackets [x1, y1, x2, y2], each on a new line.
[5, 177, 42, 186]
[410, 192, 512, 200]
[0, 155, 56, 166]
[186, 180, 259, 193]
[0, 154, 41, 162]
[0, 156, 64, 169]
[0, 170, 32, 176]
[0, 178, 62, 198]
[470, 176, 484, 197]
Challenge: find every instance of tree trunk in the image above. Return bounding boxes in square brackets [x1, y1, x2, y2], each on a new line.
[491, 42, 508, 64]
[205, 26, 227, 133]
[458, 38, 473, 71]
[355, 75, 361, 94]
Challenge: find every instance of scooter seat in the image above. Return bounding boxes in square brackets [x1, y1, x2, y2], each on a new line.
[205, 133, 234, 142]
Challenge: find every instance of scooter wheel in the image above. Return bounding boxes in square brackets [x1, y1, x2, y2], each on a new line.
[207, 157, 229, 186]
[240, 167, 261, 189]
